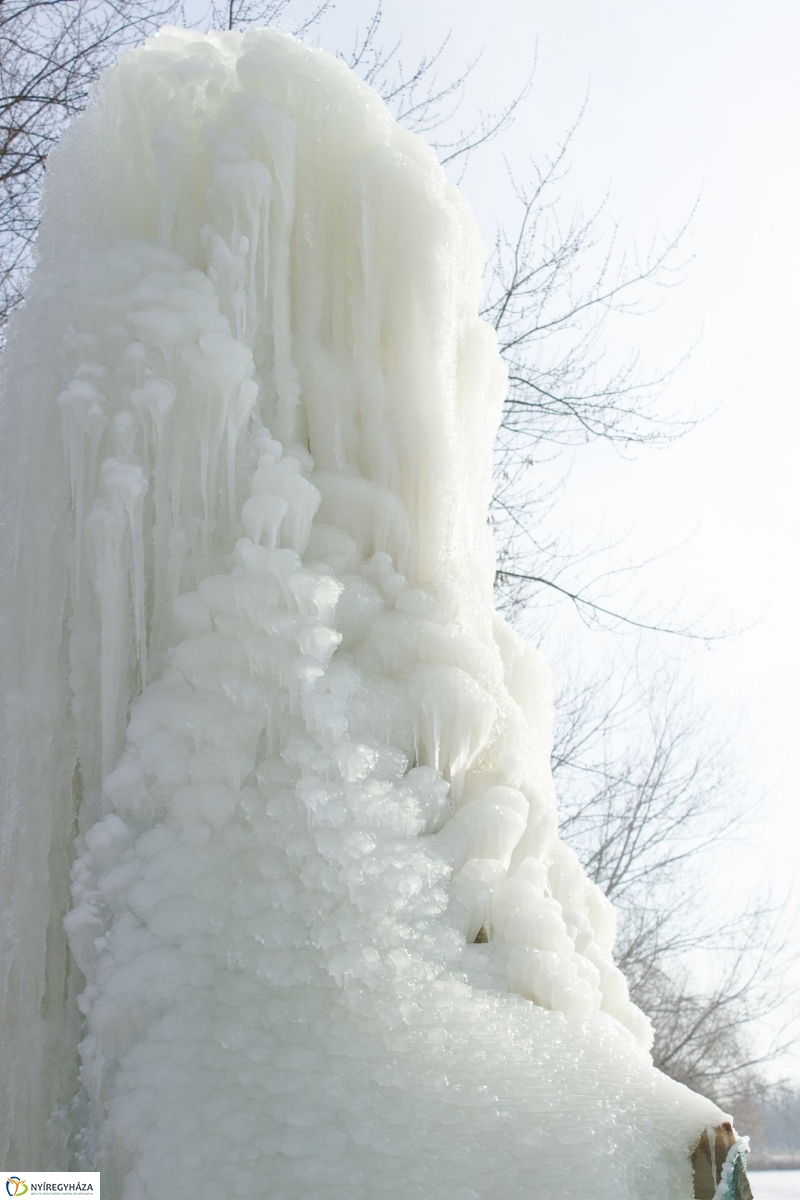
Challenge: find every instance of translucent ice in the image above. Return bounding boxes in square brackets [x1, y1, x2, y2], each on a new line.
[0, 25, 727, 1198]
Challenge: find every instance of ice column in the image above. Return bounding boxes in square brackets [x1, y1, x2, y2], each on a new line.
[0, 27, 727, 1198]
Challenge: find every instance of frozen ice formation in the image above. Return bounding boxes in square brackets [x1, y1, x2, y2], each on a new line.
[0, 26, 727, 1198]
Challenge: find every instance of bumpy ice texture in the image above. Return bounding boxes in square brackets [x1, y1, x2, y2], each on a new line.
[0, 27, 725, 1197]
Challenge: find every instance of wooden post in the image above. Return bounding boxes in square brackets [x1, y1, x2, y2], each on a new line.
[692, 1123, 753, 1199]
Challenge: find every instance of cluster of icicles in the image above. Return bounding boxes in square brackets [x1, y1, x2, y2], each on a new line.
[0, 26, 727, 1198]
[62, 243, 648, 1038]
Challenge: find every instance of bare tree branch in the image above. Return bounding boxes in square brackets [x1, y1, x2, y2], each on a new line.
[552, 655, 797, 1104]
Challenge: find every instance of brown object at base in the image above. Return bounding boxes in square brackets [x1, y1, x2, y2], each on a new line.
[692, 1123, 753, 1199]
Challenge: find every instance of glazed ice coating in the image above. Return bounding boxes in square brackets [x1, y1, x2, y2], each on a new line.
[0, 27, 725, 1196]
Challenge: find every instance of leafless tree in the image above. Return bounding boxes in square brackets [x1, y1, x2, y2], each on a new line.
[0, 0, 190, 325]
[337, 3, 533, 170]
[212, 0, 326, 35]
[1, 0, 791, 1109]
[481, 131, 702, 628]
[552, 654, 796, 1105]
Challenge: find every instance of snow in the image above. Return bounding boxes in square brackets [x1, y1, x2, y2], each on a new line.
[748, 1172, 800, 1200]
[0, 25, 728, 1198]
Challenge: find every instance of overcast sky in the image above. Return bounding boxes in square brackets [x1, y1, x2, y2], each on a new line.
[307, 0, 800, 1076]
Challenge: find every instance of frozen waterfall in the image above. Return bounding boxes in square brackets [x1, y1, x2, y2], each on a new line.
[0, 26, 729, 1199]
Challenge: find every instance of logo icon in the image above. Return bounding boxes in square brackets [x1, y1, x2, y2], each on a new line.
[6, 1180, 28, 1197]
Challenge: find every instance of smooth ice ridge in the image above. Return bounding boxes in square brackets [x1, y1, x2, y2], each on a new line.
[0, 26, 725, 1198]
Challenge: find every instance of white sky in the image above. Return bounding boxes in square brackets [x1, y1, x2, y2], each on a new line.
[309, 0, 800, 1077]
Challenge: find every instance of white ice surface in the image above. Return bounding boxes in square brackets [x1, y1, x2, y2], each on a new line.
[0, 27, 726, 1198]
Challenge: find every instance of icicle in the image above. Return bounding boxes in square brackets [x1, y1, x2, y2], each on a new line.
[152, 121, 181, 246]
[211, 160, 272, 346]
[57, 376, 107, 596]
[409, 665, 497, 800]
[248, 457, 321, 556]
[227, 378, 258, 521]
[84, 458, 148, 771]
[247, 101, 301, 439]
[130, 377, 176, 453]
[241, 492, 288, 548]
